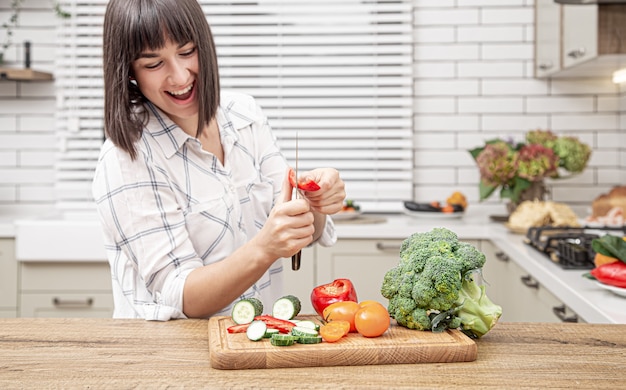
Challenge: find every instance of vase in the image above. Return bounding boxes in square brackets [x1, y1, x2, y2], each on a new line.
[506, 180, 548, 215]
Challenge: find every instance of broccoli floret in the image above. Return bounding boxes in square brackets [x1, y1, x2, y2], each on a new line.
[380, 227, 502, 337]
[456, 272, 503, 339]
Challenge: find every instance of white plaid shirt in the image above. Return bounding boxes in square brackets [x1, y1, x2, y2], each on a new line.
[93, 91, 336, 320]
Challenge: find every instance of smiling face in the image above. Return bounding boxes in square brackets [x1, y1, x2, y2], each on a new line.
[131, 39, 200, 134]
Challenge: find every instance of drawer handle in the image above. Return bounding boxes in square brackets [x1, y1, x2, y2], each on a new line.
[53, 297, 94, 308]
[552, 305, 578, 323]
[567, 47, 586, 59]
[495, 251, 510, 262]
[375, 243, 401, 252]
[520, 275, 539, 289]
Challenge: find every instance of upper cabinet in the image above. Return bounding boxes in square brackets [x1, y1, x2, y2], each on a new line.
[535, 1, 626, 78]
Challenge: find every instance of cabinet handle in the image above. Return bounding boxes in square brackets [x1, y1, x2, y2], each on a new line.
[53, 297, 94, 308]
[538, 62, 553, 70]
[520, 275, 539, 289]
[567, 47, 586, 59]
[375, 242, 401, 252]
[552, 305, 578, 323]
[495, 251, 510, 262]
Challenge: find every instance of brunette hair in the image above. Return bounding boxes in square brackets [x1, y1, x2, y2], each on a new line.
[102, 0, 220, 160]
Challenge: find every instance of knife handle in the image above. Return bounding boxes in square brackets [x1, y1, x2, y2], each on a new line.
[291, 250, 301, 271]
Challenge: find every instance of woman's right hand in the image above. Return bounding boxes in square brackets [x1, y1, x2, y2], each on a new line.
[253, 168, 315, 261]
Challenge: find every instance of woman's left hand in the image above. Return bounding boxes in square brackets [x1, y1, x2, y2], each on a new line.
[297, 168, 346, 215]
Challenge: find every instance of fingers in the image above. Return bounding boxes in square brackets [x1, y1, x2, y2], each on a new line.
[279, 167, 295, 204]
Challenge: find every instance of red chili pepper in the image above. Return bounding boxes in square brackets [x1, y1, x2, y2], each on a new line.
[591, 261, 626, 288]
[310, 278, 358, 318]
[254, 315, 297, 333]
[288, 168, 321, 192]
[226, 324, 249, 333]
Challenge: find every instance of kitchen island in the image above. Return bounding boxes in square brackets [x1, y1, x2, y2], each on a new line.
[0, 318, 624, 388]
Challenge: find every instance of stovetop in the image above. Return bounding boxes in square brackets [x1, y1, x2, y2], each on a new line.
[524, 225, 626, 270]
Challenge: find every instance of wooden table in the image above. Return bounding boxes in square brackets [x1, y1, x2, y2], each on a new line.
[1, 318, 625, 389]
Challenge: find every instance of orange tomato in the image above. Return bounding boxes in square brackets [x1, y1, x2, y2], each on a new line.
[320, 322, 348, 343]
[358, 300, 386, 309]
[354, 303, 390, 338]
[322, 301, 360, 332]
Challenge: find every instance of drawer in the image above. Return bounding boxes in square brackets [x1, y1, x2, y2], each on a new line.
[19, 292, 113, 318]
[20, 262, 111, 292]
[0, 309, 18, 318]
[0, 238, 17, 308]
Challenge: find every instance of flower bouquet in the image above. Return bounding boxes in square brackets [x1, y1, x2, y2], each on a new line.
[469, 129, 591, 205]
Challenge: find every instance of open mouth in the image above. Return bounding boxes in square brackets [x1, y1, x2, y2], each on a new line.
[167, 82, 194, 101]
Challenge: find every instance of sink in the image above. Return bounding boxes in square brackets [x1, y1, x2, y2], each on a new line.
[15, 213, 107, 262]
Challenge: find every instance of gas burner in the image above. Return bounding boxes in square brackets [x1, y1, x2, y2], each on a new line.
[524, 225, 626, 270]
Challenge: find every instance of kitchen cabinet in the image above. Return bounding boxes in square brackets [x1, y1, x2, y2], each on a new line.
[0, 238, 18, 318]
[481, 241, 579, 323]
[280, 246, 316, 314]
[19, 262, 113, 318]
[535, 2, 626, 78]
[316, 238, 482, 304]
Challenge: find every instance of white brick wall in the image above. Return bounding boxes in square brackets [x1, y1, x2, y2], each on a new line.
[0, 1, 58, 210]
[412, 0, 625, 209]
[0, 0, 624, 212]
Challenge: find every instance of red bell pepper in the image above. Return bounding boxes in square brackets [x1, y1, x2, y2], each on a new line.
[310, 278, 358, 317]
[591, 261, 626, 288]
[288, 168, 320, 192]
[226, 315, 297, 334]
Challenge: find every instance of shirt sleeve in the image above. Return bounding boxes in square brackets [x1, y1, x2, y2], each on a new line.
[93, 142, 202, 320]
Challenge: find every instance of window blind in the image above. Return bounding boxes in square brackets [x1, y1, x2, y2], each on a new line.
[55, 0, 413, 215]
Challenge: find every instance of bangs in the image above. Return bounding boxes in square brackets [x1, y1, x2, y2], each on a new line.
[127, 0, 199, 59]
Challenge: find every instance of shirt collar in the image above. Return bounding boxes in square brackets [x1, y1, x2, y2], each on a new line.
[143, 98, 255, 159]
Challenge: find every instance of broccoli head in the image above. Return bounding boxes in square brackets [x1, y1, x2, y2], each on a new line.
[381, 228, 502, 338]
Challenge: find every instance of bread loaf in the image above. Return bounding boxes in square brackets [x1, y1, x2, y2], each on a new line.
[592, 186, 626, 217]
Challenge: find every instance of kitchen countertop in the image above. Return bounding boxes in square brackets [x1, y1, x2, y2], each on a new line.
[7, 205, 626, 324]
[0, 318, 624, 388]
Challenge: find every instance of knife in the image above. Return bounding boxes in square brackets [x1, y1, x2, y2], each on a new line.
[291, 132, 302, 271]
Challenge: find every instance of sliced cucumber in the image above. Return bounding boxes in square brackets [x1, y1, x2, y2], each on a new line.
[231, 297, 263, 325]
[272, 295, 301, 320]
[246, 320, 267, 341]
[295, 320, 320, 331]
[297, 336, 323, 344]
[270, 334, 298, 347]
[263, 328, 280, 338]
[290, 326, 319, 338]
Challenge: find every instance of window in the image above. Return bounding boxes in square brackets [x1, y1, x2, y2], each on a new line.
[55, 0, 413, 214]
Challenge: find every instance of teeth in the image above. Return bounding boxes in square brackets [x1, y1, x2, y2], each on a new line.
[168, 83, 193, 96]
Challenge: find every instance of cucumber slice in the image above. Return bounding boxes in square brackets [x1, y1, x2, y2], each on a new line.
[297, 336, 323, 344]
[270, 334, 298, 347]
[263, 328, 280, 338]
[295, 320, 320, 331]
[231, 298, 263, 325]
[272, 295, 301, 320]
[290, 326, 319, 338]
[246, 320, 267, 341]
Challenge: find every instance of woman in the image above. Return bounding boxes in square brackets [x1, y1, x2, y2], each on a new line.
[93, 0, 346, 320]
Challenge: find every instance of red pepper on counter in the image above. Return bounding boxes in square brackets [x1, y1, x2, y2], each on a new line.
[226, 315, 297, 334]
[591, 261, 626, 289]
[288, 168, 321, 192]
[310, 278, 358, 317]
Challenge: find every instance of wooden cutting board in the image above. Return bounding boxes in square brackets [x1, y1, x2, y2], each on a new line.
[208, 316, 477, 370]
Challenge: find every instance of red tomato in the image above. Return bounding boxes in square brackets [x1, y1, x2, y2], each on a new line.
[322, 301, 360, 333]
[354, 303, 390, 338]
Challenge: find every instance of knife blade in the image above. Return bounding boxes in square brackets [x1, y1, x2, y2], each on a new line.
[291, 132, 301, 271]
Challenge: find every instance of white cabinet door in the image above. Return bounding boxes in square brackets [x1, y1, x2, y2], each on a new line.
[535, 0, 562, 77]
[562, 5, 598, 68]
[280, 246, 316, 314]
[0, 239, 17, 317]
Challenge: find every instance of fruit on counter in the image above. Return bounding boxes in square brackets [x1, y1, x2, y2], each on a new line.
[322, 301, 360, 333]
[590, 261, 626, 288]
[354, 301, 390, 338]
[446, 191, 468, 210]
[310, 278, 358, 317]
[594, 252, 619, 268]
[380, 227, 502, 339]
[342, 199, 361, 212]
[272, 295, 302, 320]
